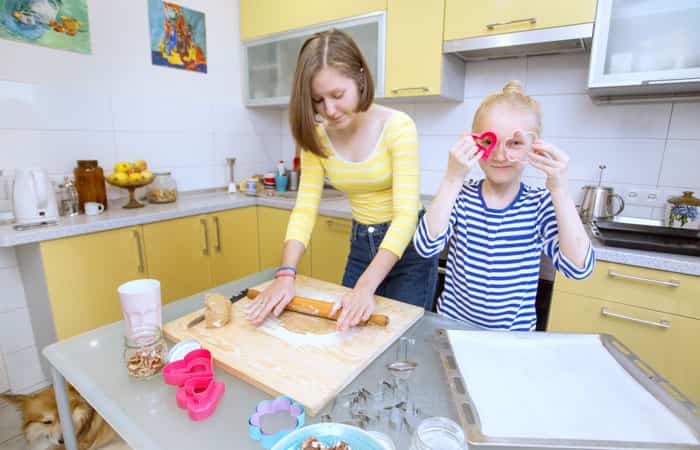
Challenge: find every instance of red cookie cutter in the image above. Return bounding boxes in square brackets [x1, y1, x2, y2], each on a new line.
[162, 348, 214, 386]
[471, 131, 498, 160]
[176, 375, 225, 421]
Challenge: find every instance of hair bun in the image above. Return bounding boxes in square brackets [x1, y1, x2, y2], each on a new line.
[502, 80, 524, 95]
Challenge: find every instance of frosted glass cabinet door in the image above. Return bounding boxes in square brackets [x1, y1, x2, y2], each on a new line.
[243, 13, 384, 106]
[589, 0, 700, 94]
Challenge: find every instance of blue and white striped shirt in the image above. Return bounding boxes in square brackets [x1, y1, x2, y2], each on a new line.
[414, 180, 595, 331]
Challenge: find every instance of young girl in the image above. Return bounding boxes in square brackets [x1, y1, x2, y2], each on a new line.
[247, 29, 438, 331]
[413, 81, 594, 331]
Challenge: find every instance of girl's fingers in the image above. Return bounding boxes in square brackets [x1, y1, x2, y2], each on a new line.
[528, 151, 560, 167]
[330, 300, 342, 317]
[272, 293, 291, 317]
[361, 305, 372, 322]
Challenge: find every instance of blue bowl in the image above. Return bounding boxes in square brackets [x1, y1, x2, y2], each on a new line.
[271, 423, 388, 450]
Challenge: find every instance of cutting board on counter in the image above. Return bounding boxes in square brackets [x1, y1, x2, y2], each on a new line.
[163, 275, 424, 415]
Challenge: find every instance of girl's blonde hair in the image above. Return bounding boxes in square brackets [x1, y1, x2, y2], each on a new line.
[472, 80, 542, 135]
[289, 29, 374, 157]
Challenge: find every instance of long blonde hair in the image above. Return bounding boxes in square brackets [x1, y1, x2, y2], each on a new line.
[472, 80, 541, 135]
[289, 29, 374, 157]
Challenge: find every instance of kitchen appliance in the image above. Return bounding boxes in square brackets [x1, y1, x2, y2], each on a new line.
[578, 165, 624, 223]
[163, 275, 424, 416]
[591, 217, 700, 256]
[12, 168, 59, 225]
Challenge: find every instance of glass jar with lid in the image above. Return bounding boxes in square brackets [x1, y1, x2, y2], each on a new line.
[123, 325, 168, 379]
[147, 172, 178, 203]
[74, 160, 108, 212]
[666, 191, 700, 229]
[409, 417, 467, 450]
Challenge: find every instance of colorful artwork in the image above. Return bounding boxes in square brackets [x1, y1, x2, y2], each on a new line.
[148, 0, 207, 73]
[0, 0, 90, 53]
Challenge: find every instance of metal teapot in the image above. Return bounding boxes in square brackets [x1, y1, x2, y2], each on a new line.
[579, 165, 625, 223]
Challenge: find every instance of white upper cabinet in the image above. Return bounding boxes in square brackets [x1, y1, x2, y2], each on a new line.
[588, 0, 700, 99]
[243, 13, 385, 106]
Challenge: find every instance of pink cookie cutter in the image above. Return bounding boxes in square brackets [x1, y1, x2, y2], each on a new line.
[176, 375, 225, 421]
[471, 131, 498, 160]
[162, 348, 214, 386]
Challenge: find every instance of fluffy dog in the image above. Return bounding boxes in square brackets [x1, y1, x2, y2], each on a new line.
[2, 385, 120, 450]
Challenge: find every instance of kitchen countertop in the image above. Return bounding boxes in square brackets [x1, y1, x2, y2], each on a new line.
[43, 269, 474, 450]
[2, 188, 698, 276]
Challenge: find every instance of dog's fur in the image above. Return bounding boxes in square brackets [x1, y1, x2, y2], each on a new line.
[1, 386, 119, 450]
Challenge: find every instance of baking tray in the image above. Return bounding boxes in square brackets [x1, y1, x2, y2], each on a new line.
[593, 218, 700, 239]
[591, 223, 700, 257]
[436, 329, 700, 450]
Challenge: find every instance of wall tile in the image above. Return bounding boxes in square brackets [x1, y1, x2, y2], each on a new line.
[0, 309, 35, 354]
[115, 131, 215, 170]
[419, 170, 443, 196]
[536, 95, 672, 139]
[5, 347, 45, 393]
[111, 95, 213, 132]
[412, 99, 479, 135]
[658, 140, 700, 189]
[465, 57, 527, 98]
[0, 249, 16, 269]
[418, 136, 452, 172]
[526, 53, 589, 95]
[0, 268, 27, 314]
[668, 103, 700, 139]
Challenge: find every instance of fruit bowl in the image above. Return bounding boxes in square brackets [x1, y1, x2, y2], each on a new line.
[106, 177, 155, 209]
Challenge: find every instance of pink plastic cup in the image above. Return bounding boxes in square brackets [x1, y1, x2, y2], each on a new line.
[118, 279, 162, 336]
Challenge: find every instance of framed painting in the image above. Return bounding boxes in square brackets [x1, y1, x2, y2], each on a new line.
[0, 0, 90, 53]
[148, 0, 207, 73]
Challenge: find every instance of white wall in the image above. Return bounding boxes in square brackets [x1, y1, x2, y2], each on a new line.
[0, 0, 284, 392]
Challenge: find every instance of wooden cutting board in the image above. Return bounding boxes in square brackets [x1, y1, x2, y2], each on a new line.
[163, 275, 424, 416]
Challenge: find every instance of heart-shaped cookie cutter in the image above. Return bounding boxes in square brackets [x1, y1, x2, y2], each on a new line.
[162, 348, 214, 386]
[471, 131, 498, 160]
[248, 396, 305, 449]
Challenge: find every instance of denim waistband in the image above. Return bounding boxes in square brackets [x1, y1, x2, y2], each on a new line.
[350, 209, 425, 241]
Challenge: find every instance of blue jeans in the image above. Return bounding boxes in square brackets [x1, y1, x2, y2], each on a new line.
[341, 213, 439, 310]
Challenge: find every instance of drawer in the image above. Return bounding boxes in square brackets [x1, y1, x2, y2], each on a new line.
[555, 261, 700, 319]
[548, 291, 700, 405]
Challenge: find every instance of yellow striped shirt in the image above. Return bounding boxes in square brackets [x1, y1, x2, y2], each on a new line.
[285, 111, 422, 258]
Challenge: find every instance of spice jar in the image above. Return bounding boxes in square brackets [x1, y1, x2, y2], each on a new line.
[123, 326, 167, 379]
[666, 191, 700, 229]
[147, 172, 178, 203]
[74, 160, 107, 213]
[409, 417, 467, 450]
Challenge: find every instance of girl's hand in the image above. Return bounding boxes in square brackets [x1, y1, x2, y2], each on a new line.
[445, 133, 483, 184]
[245, 277, 296, 326]
[528, 140, 570, 195]
[331, 287, 376, 332]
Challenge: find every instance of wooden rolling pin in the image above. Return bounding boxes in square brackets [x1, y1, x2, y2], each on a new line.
[246, 288, 389, 327]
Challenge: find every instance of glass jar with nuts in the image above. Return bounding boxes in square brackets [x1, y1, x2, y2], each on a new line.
[123, 326, 168, 379]
[147, 172, 178, 203]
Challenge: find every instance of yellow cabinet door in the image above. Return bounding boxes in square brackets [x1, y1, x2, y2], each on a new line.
[310, 215, 352, 284]
[240, 0, 386, 41]
[385, 0, 445, 98]
[444, 0, 596, 41]
[41, 226, 148, 340]
[549, 291, 700, 405]
[209, 207, 260, 286]
[142, 215, 213, 304]
[257, 207, 311, 275]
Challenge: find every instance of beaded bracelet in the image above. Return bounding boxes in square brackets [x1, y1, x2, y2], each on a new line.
[274, 272, 296, 279]
[276, 265, 297, 274]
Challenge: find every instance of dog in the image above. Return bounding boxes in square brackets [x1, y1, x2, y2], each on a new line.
[1, 385, 120, 450]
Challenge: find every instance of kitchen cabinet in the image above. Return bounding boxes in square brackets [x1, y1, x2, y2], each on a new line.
[257, 207, 311, 276]
[144, 208, 261, 303]
[548, 262, 700, 405]
[444, 0, 597, 41]
[0, 352, 9, 393]
[310, 215, 352, 284]
[143, 215, 213, 305]
[588, 0, 700, 99]
[384, 0, 464, 100]
[40, 226, 147, 340]
[209, 207, 260, 286]
[239, 0, 386, 41]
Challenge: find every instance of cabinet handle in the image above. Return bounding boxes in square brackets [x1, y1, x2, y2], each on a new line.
[213, 216, 222, 252]
[200, 218, 209, 256]
[486, 17, 536, 30]
[390, 86, 430, 94]
[325, 219, 352, 232]
[608, 270, 680, 288]
[601, 307, 671, 329]
[643, 77, 700, 85]
[132, 230, 145, 273]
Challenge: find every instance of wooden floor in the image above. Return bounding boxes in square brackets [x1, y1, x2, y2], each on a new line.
[0, 398, 130, 450]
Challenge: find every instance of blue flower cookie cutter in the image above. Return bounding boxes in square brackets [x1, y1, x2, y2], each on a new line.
[248, 396, 305, 449]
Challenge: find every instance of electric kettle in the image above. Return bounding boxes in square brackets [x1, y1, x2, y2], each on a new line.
[13, 168, 59, 225]
[578, 165, 624, 223]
